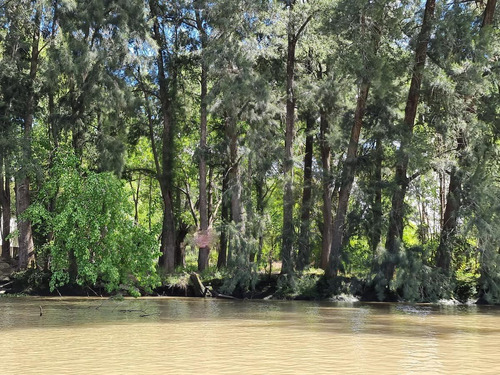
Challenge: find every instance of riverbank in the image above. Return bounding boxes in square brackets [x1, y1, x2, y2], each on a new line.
[0, 263, 486, 305]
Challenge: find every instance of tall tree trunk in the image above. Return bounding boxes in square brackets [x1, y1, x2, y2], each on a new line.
[281, 8, 312, 275]
[320, 110, 333, 269]
[223, 116, 243, 265]
[198, 58, 210, 272]
[384, 0, 436, 282]
[17, 10, 41, 270]
[159, 186, 176, 272]
[196, 11, 210, 272]
[439, 169, 446, 229]
[482, 0, 497, 27]
[217, 166, 230, 269]
[327, 80, 371, 278]
[435, 140, 463, 273]
[150, 8, 176, 272]
[228, 117, 243, 226]
[175, 222, 188, 268]
[0, 156, 11, 260]
[16, 178, 34, 269]
[282, 28, 297, 276]
[297, 114, 314, 271]
[255, 178, 265, 264]
[370, 137, 383, 260]
[247, 159, 257, 263]
[130, 177, 141, 225]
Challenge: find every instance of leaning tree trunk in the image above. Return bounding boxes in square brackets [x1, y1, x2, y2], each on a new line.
[326, 80, 370, 278]
[320, 110, 333, 269]
[297, 114, 315, 271]
[384, 0, 436, 282]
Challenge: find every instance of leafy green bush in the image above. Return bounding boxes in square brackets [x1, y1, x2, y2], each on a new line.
[27, 150, 160, 294]
[454, 269, 479, 303]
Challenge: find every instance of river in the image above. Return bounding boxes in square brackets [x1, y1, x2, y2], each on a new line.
[0, 297, 499, 374]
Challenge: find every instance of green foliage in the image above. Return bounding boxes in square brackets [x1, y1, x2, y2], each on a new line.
[27, 150, 160, 294]
[1, 0, 499, 302]
[390, 246, 452, 302]
[454, 269, 479, 303]
[11, 268, 51, 294]
[219, 223, 259, 295]
[343, 236, 372, 277]
[277, 273, 322, 300]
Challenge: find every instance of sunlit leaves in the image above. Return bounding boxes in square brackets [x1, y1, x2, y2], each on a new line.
[27, 149, 160, 294]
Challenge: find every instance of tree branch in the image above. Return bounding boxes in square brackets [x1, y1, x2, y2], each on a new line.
[177, 181, 198, 228]
[294, 13, 314, 42]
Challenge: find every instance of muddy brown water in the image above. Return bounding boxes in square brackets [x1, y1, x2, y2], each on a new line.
[1, 297, 499, 374]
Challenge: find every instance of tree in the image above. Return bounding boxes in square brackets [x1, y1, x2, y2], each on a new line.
[27, 150, 160, 294]
[383, 0, 436, 283]
[435, 0, 498, 275]
[0, 0, 58, 269]
[296, 113, 314, 270]
[281, 0, 314, 276]
[143, 0, 179, 273]
[0, 154, 11, 260]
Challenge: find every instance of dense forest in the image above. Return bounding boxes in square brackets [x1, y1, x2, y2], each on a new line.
[0, 0, 499, 302]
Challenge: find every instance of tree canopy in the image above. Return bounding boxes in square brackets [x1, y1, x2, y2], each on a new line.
[0, 0, 499, 302]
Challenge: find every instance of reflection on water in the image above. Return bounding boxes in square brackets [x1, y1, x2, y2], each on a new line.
[1, 297, 500, 374]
